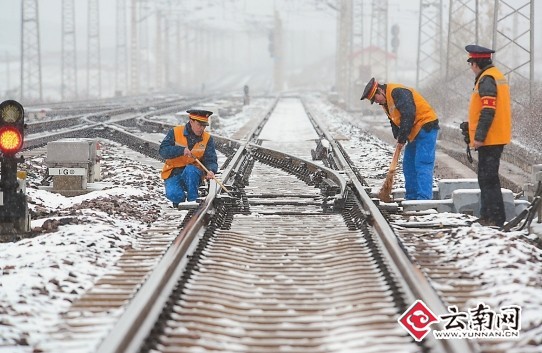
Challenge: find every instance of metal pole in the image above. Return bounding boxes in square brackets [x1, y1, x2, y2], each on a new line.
[415, 0, 422, 89]
[529, 0, 534, 108]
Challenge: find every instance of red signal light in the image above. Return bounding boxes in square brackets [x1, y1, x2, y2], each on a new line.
[0, 126, 23, 154]
[0, 100, 25, 156]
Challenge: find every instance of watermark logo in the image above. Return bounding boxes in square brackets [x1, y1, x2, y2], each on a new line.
[398, 300, 439, 341]
[398, 301, 522, 341]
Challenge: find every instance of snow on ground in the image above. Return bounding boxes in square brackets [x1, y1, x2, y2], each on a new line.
[0, 140, 167, 352]
[0, 95, 541, 352]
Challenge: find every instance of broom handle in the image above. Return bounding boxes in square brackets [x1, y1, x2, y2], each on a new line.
[378, 144, 403, 202]
[389, 144, 403, 171]
[193, 157, 231, 194]
[175, 142, 231, 194]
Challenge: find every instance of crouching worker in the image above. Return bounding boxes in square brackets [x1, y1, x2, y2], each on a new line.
[159, 109, 218, 208]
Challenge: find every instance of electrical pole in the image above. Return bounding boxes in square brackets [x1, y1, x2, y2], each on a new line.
[369, 0, 388, 82]
[115, 0, 128, 96]
[445, 0, 479, 105]
[155, 10, 164, 92]
[20, 0, 42, 103]
[349, 0, 364, 110]
[140, 0, 151, 93]
[175, 17, 182, 89]
[492, 0, 534, 107]
[130, 0, 139, 95]
[163, 15, 171, 90]
[87, 0, 102, 98]
[336, 0, 352, 108]
[416, 0, 443, 89]
[273, 10, 284, 93]
[61, 0, 78, 100]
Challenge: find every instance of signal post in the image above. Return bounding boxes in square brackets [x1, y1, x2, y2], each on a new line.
[0, 100, 30, 238]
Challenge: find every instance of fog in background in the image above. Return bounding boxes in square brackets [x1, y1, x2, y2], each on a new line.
[0, 0, 540, 101]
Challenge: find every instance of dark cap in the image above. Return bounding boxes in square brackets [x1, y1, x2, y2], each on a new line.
[360, 77, 379, 104]
[187, 109, 213, 126]
[465, 44, 495, 62]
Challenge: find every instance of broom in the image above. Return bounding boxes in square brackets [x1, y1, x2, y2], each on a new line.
[175, 142, 232, 195]
[192, 157, 232, 195]
[378, 144, 403, 203]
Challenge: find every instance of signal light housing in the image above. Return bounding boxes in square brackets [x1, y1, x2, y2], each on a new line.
[0, 126, 23, 154]
[0, 100, 25, 156]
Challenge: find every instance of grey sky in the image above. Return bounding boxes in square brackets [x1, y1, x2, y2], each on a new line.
[0, 0, 540, 98]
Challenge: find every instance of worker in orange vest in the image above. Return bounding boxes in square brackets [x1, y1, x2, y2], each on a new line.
[360, 77, 439, 200]
[463, 44, 512, 227]
[159, 109, 218, 207]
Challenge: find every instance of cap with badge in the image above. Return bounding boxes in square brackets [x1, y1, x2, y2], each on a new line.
[360, 77, 379, 105]
[187, 109, 213, 126]
[465, 44, 495, 62]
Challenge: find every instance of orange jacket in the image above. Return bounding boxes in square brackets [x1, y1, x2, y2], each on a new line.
[384, 83, 437, 142]
[161, 126, 210, 180]
[468, 66, 511, 146]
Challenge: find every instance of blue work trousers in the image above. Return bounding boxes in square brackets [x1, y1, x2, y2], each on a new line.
[403, 128, 438, 200]
[164, 165, 204, 203]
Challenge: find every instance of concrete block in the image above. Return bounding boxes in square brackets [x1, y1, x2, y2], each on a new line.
[523, 183, 535, 199]
[514, 199, 530, 215]
[392, 188, 405, 200]
[46, 138, 100, 184]
[53, 175, 86, 191]
[532, 164, 542, 180]
[391, 187, 438, 201]
[502, 190, 517, 221]
[438, 178, 479, 200]
[402, 199, 454, 213]
[452, 189, 481, 216]
[452, 188, 516, 220]
[38, 181, 111, 197]
[47, 139, 91, 164]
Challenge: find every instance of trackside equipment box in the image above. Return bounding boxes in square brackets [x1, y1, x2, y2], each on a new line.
[46, 138, 99, 195]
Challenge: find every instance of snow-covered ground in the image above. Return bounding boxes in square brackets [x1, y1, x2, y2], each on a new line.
[1, 95, 541, 353]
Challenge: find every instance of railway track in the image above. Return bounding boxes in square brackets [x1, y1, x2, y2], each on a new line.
[14, 94, 539, 353]
[140, 162, 416, 353]
[69, 97, 471, 353]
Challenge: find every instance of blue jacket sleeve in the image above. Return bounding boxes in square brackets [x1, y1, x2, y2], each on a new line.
[203, 137, 219, 173]
[391, 88, 416, 144]
[159, 129, 185, 159]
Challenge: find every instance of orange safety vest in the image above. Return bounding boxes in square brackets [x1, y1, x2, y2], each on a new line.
[384, 83, 438, 142]
[161, 126, 210, 180]
[468, 66, 511, 146]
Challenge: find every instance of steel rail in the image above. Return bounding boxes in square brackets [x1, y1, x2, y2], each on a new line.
[303, 100, 481, 353]
[94, 99, 278, 353]
[22, 99, 203, 151]
[95, 185, 218, 353]
[25, 96, 192, 134]
[95, 98, 350, 353]
[96, 96, 478, 353]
